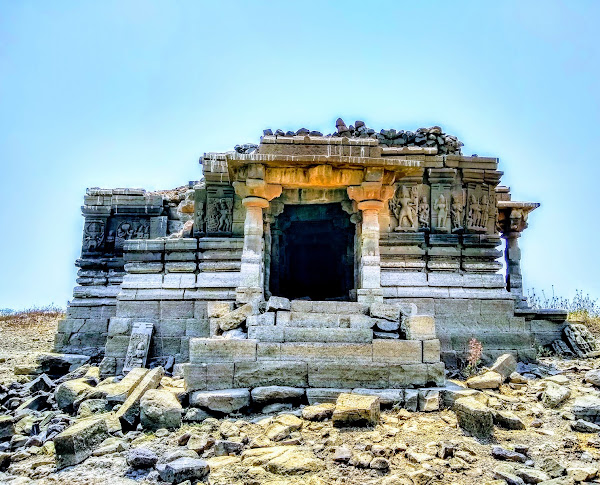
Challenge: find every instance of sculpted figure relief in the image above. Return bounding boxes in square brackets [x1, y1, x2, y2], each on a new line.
[418, 196, 430, 229]
[207, 197, 233, 233]
[390, 185, 418, 231]
[83, 221, 105, 251]
[196, 201, 205, 232]
[435, 194, 448, 231]
[480, 194, 489, 228]
[467, 194, 482, 229]
[451, 192, 464, 231]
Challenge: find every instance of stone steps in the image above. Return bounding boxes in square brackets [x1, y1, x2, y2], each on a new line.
[289, 300, 369, 315]
[248, 326, 372, 343]
[276, 311, 375, 328]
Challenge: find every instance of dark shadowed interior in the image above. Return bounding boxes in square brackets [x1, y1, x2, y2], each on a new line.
[269, 203, 354, 301]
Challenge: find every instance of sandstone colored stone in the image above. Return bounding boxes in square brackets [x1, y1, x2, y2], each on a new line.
[542, 383, 571, 408]
[373, 339, 422, 364]
[370, 303, 401, 322]
[403, 315, 436, 340]
[92, 367, 149, 403]
[302, 403, 335, 421]
[207, 301, 235, 318]
[116, 366, 164, 427]
[418, 390, 440, 412]
[584, 369, 600, 387]
[217, 303, 253, 331]
[190, 388, 250, 414]
[453, 397, 494, 437]
[140, 389, 182, 430]
[493, 410, 526, 430]
[54, 417, 109, 468]
[55, 378, 94, 411]
[332, 393, 380, 427]
[466, 371, 503, 390]
[352, 388, 404, 407]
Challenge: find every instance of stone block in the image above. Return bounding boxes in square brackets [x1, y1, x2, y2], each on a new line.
[116, 367, 164, 427]
[233, 361, 308, 387]
[370, 303, 401, 322]
[404, 389, 419, 411]
[165, 262, 197, 273]
[283, 327, 372, 343]
[108, 318, 132, 336]
[93, 367, 149, 403]
[54, 417, 110, 468]
[351, 388, 404, 407]
[185, 319, 210, 338]
[489, 353, 517, 380]
[216, 303, 253, 331]
[160, 301, 194, 319]
[156, 457, 209, 484]
[418, 390, 440, 412]
[163, 273, 196, 289]
[247, 312, 276, 326]
[423, 339, 441, 363]
[372, 340, 422, 364]
[403, 315, 436, 340]
[308, 362, 389, 388]
[267, 296, 290, 311]
[122, 274, 163, 289]
[290, 300, 312, 312]
[388, 364, 428, 388]
[104, 336, 131, 358]
[190, 388, 250, 414]
[251, 386, 305, 404]
[182, 363, 235, 391]
[248, 326, 284, 342]
[332, 393, 380, 427]
[453, 397, 494, 437]
[196, 272, 241, 288]
[189, 338, 257, 363]
[140, 389, 182, 430]
[257, 343, 281, 360]
[278, 342, 373, 362]
[207, 301, 235, 318]
[117, 301, 160, 320]
[427, 363, 446, 386]
[306, 388, 351, 405]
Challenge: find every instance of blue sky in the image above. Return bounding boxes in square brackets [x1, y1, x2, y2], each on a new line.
[0, 1, 598, 309]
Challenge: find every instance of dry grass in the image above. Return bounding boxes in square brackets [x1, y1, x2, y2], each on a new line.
[0, 306, 64, 326]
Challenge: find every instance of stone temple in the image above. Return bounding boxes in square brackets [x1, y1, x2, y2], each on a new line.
[54, 119, 568, 395]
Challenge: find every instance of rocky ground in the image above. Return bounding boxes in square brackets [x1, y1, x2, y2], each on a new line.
[0, 317, 600, 485]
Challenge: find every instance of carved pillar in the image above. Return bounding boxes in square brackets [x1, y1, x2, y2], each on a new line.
[233, 179, 282, 303]
[348, 182, 395, 304]
[497, 202, 540, 308]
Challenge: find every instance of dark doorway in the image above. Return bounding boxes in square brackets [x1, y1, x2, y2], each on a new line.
[269, 204, 354, 301]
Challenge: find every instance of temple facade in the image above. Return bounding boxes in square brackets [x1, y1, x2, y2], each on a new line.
[54, 120, 567, 392]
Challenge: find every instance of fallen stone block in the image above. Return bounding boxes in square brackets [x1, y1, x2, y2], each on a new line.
[493, 410, 526, 430]
[369, 303, 401, 322]
[489, 354, 517, 381]
[542, 383, 571, 408]
[91, 367, 149, 403]
[55, 378, 94, 411]
[267, 296, 290, 312]
[418, 390, 440, 412]
[571, 418, 600, 433]
[572, 395, 600, 423]
[453, 397, 494, 437]
[25, 374, 54, 394]
[190, 388, 250, 414]
[352, 388, 404, 408]
[491, 446, 527, 463]
[217, 303, 253, 331]
[332, 393, 380, 427]
[127, 447, 159, 468]
[36, 353, 90, 376]
[302, 403, 335, 421]
[54, 417, 109, 469]
[77, 399, 112, 418]
[116, 367, 164, 427]
[583, 369, 600, 387]
[0, 416, 14, 441]
[140, 389, 182, 430]
[466, 371, 503, 390]
[156, 457, 209, 483]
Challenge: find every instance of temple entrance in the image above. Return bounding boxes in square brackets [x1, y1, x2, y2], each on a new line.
[269, 203, 355, 301]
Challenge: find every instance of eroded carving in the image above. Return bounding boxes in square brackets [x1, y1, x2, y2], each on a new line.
[83, 221, 105, 252]
[451, 191, 464, 232]
[207, 198, 233, 233]
[390, 185, 418, 231]
[434, 194, 449, 232]
[418, 196, 430, 229]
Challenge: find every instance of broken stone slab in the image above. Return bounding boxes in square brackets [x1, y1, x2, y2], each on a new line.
[583, 369, 600, 387]
[369, 303, 401, 322]
[77, 399, 112, 418]
[250, 386, 305, 404]
[466, 371, 503, 390]
[404, 389, 419, 412]
[493, 410, 526, 430]
[116, 366, 164, 427]
[140, 389, 182, 430]
[542, 382, 571, 408]
[489, 354, 517, 381]
[572, 395, 600, 423]
[156, 457, 209, 484]
[302, 403, 335, 421]
[306, 388, 350, 405]
[54, 417, 110, 469]
[90, 367, 149, 403]
[25, 374, 54, 394]
[374, 319, 400, 332]
[267, 296, 290, 312]
[0, 416, 14, 441]
[514, 467, 550, 484]
[453, 397, 494, 437]
[190, 388, 250, 414]
[54, 378, 94, 411]
[217, 303, 253, 331]
[36, 353, 90, 376]
[571, 418, 600, 433]
[418, 390, 440, 412]
[332, 393, 380, 427]
[491, 446, 527, 463]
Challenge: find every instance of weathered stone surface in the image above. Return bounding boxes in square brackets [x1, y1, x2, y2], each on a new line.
[493, 410, 526, 430]
[542, 383, 571, 408]
[250, 386, 304, 404]
[466, 371, 503, 390]
[515, 467, 550, 484]
[55, 378, 94, 411]
[77, 399, 111, 418]
[418, 390, 440, 412]
[127, 447, 158, 468]
[489, 353, 517, 380]
[234, 361, 308, 387]
[37, 353, 90, 376]
[453, 397, 493, 437]
[54, 417, 110, 469]
[92, 367, 149, 403]
[267, 296, 290, 311]
[156, 457, 209, 483]
[403, 315, 436, 340]
[0, 416, 14, 441]
[217, 303, 253, 331]
[140, 389, 183, 430]
[571, 418, 600, 432]
[492, 446, 527, 463]
[370, 303, 401, 322]
[25, 374, 54, 394]
[584, 369, 600, 387]
[352, 388, 404, 407]
[572, 395, 600, 423]
[332, 393, 380, 427]
[207, 301, 234, 318]
[116, 366, 164, 427]
[190, 388, 250, 414]
[302, 403, 335, 421]
[242, 446, 324, 475]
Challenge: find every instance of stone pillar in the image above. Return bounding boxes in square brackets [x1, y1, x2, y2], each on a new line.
[237, 196, 269, 303]
[348, 182, 395, 304]
[504, 231, 523, 300]
[356, 200, 384, 304]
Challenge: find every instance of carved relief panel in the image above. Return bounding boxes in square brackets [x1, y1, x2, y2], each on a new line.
[466, 184, 491, 233]
[83, 220, 106, 252]
[194, 187, 207, 235]
[206, 186, 234, 235]
[389, 184, 430, 232]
